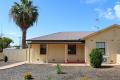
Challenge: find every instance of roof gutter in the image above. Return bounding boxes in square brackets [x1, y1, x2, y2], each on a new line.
[27, 40, 85, 44]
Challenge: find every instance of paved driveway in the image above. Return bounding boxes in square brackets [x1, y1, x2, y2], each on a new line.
[0, 61, 20, 67]
[0, 64, 120, 80]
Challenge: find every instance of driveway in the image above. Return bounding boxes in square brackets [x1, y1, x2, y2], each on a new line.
[0, 64, 120, 80]
[0, 61, 20, 67]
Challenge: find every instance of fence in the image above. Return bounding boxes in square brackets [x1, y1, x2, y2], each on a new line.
[3, 49, 29, 62]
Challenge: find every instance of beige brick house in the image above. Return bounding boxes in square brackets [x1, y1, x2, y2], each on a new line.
[27, 24, 120, 64]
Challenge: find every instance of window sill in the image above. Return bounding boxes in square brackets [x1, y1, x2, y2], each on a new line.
[40, 54, 46, 55]
[68, 54, 76, 55]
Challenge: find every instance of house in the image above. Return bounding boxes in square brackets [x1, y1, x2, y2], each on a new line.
[27, 24, 120, 64]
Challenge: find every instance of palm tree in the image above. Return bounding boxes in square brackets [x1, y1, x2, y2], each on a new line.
[10, 0, 38, 49]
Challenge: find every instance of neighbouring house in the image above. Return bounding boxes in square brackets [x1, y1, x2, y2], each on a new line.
[27, 24, 120, 64]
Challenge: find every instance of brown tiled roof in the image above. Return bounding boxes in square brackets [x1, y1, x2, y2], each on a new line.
[28, 32, 93, 41]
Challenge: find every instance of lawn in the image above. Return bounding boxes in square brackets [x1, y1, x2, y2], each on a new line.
[0, 64, 120, 80]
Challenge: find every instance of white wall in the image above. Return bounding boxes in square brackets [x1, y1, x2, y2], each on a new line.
[3, 49, 28, 62]
[117, 54, 120, 64]
[0, 53, 5, 60]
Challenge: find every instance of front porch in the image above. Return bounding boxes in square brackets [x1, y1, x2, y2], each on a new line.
[29, 43, 85, 63]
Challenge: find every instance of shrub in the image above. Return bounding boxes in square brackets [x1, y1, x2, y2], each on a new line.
[80, 76, 89, 80]
[89, 48, 103, 68]
[4, 56, 8, 62]
[55, 64, 62, 74]
[24, 72, 32, 80]
[48, 76, 52, 80]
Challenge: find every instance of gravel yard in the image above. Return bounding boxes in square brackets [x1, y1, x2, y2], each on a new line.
[0, 64, 120, 80]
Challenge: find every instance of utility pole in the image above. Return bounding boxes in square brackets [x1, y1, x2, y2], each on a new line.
[19, 36, 22, 49]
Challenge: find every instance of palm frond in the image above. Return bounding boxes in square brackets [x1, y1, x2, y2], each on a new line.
[9, 0, 39, 30]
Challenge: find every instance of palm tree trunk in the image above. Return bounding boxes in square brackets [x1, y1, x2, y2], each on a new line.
[22, 30, 26, 49]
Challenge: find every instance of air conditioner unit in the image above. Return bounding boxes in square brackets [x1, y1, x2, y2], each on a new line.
[103, 57, 107, 63]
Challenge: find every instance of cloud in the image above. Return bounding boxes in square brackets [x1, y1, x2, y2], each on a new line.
[95, 8, 115, 19]
[114, 4, 120, 18]
[80, 0, 107, 4]
[95, 2, 120, 20]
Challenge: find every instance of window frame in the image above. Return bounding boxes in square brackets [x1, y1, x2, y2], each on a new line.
[96, 42, 106, 55]
[68, 44, 76, 55]
[40, 44, 47, 55]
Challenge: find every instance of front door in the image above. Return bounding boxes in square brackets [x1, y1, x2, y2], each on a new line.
[47, 44, 65, 63]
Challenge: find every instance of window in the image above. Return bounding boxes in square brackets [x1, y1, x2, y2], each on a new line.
[68, 44, 76, 55]
[40, 44, 47, 55]
[96, 42, 106, 55]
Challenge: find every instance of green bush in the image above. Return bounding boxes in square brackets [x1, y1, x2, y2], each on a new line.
[55, 64, 62, 74]
[24, 72, 32, 80]
[48, 76, 52, 80]
[80, 76, 89, 80]
[4, 56, 8, 62]
[89, 48, 103, 68]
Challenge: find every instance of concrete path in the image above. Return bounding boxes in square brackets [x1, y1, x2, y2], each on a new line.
[0, 61, 26, 70]
[30, 62, 120, 66]
[30, 62, 90, 66]
[0, 61, 119, 70]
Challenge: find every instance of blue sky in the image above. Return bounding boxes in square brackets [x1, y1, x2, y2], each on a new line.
[0, 0, 120, 45]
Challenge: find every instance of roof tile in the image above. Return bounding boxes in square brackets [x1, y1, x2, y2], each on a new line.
[28, 32, 93, 41]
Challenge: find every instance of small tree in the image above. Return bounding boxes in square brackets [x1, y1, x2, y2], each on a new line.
[89, 48, 103, 68]
[0, 37, 13, 52]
